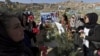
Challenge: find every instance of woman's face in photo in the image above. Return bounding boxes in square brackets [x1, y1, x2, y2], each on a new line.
[6, 17, 24, 42]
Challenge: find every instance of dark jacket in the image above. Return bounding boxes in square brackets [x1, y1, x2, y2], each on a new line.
[85, 24, 100, 42]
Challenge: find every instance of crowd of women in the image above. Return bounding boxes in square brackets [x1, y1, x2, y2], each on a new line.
[0, 10, 100, 56]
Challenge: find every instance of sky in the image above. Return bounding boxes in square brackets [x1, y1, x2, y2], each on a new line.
[0, 0, 100, 3]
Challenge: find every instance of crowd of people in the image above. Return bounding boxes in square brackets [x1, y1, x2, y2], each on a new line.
[0, 10, 100, 56]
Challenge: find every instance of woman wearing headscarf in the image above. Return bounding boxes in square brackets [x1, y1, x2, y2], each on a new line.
[80, 13, 100, 56]
[0, 12, 33, 56]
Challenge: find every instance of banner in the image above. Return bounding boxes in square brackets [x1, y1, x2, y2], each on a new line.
[40, 12, 58, 23]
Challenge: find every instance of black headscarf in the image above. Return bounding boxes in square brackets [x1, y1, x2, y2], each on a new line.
[85, 13, 98, 28]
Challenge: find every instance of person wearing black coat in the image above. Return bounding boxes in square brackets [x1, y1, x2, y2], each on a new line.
[80, 13, 100, 56]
